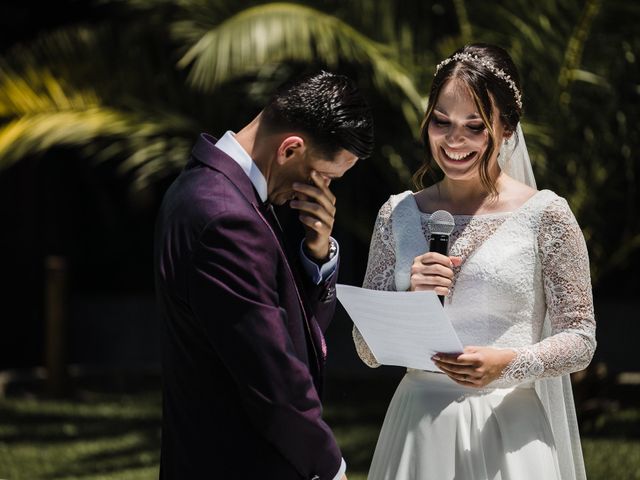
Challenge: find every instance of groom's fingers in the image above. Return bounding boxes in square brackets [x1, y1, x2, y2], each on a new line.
[292, 171, 336, 215]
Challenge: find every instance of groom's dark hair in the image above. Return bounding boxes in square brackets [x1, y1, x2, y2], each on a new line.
[260, 70, 374, 159]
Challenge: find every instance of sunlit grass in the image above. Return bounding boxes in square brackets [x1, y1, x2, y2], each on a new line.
[0, 383, 638, 480]
[0, 393, 161, 480]
[583, 439, 640, 480]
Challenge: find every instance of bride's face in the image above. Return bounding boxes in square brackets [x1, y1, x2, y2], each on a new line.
[427, 79, 507, 182]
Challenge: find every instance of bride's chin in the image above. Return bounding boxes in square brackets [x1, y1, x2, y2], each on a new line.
[437, 161, 481, 180]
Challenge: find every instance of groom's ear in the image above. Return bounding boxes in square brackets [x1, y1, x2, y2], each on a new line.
[276, 136, 306, 165]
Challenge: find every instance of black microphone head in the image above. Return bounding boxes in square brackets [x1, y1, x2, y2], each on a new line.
[428, 210, 455, 235]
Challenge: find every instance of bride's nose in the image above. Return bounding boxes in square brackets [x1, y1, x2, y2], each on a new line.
[445, 124, 466, 145]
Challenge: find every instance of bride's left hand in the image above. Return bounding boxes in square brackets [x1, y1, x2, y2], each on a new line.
[432, 346, 516, 388]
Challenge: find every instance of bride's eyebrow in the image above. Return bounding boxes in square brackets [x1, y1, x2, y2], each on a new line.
[433, 107, 481, 120]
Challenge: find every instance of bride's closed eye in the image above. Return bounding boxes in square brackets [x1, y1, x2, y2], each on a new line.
[431, 117, 450, 127]
[431, 116, 485, 134]
[466, 123, 486, 132]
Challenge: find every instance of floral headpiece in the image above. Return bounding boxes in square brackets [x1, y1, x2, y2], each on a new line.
[434, 52, 523, 109]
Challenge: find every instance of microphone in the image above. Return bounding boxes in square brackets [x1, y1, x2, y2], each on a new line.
[427, 210, 455, 305]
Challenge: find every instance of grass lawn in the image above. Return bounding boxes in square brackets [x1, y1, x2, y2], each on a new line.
[0, 374, 638, 479]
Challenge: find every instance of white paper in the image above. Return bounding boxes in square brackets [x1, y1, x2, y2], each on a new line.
[337, 284, 464, 371]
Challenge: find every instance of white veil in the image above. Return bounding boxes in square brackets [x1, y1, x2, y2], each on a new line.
[498, 123, 586, 480]
[498, 123, 537, 189]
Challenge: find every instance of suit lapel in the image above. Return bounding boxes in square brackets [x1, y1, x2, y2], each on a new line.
[191, 133, 324, 376]
[254, 203, 323, 379]
[270, 205, 328, 369]
[191, 133, 260, 207]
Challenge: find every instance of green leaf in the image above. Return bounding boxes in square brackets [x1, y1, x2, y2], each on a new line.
[174, 2, 425, 131]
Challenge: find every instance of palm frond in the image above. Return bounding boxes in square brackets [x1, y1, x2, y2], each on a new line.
[0, 63, 194, 189]
[173, 2, 425, 130]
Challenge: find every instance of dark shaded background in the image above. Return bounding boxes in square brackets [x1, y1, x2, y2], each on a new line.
[0, 0, 637, 385]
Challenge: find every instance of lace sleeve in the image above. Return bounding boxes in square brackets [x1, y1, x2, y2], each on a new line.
[352, 200, 395, 368]
[499, 197, 596, 385]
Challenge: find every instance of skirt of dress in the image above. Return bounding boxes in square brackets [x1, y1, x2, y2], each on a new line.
[367, 370, 562, 480]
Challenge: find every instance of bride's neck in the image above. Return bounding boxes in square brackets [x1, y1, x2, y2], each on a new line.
[438, 174, 504, 209]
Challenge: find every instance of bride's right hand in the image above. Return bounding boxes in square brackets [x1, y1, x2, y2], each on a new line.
[410, 253, 462, 296]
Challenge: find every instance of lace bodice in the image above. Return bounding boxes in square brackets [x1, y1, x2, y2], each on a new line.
[352, 190, 596, 387]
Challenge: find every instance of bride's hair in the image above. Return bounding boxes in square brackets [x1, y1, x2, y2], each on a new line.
[414, 43, 523, 193]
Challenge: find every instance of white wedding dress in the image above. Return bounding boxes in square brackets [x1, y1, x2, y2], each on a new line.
[353, 189, 596, 480]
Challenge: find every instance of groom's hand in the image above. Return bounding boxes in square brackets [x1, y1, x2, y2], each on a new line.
[291, 170, 336, 261]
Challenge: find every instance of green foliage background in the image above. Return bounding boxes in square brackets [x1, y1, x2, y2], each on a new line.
[1, 0, 638, 292]
[1, 1, 639, 478]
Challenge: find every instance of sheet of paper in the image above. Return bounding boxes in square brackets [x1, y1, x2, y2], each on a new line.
[337, 284, 464, 371]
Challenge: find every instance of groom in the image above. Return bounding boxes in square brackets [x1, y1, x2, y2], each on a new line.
[154, 71, 374, 479]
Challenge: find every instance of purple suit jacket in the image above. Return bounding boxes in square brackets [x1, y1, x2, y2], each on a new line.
[154, 134, 342, 479]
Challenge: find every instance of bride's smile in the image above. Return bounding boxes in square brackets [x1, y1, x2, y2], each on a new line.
[441, 146, 477, 162]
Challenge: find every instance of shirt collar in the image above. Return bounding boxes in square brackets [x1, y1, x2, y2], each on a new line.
[214, 131, 268, 202]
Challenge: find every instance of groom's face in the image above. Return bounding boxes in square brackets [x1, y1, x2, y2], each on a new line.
[270, 142, 358, 206]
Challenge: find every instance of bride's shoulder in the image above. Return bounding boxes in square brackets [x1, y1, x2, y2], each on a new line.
[383, 189, 422, 212]
[501, 176, 567, 206]
[506, 183, 578, 227]
[500, 178, 563, 215]
[501, 176, 538, 204]
[376, 189, 414, 219]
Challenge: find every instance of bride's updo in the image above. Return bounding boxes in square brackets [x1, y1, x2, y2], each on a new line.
[415, 43, 523, 193]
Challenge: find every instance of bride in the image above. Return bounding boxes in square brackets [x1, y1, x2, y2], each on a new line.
[353, 43, 596, 480]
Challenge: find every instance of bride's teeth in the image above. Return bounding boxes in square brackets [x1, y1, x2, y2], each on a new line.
[444, 149, 472, 160]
